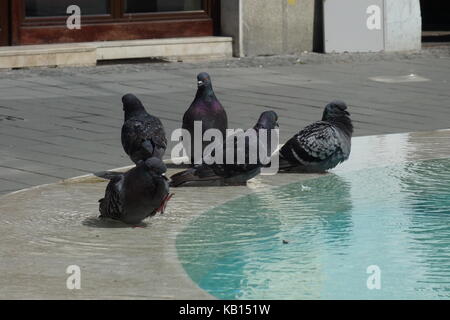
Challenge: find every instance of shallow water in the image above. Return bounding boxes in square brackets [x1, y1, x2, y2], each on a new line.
[177, 158, 450, 299]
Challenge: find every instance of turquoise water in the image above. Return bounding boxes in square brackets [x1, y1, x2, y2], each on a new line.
[176, 159, 450, 299]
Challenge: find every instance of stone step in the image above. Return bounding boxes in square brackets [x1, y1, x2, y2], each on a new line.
[0, 36, 233, 69]
[0, 43, 97, 69]
[94, 36, 233, 62]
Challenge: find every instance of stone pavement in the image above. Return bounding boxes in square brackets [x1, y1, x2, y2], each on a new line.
[1, 49, 450, 196]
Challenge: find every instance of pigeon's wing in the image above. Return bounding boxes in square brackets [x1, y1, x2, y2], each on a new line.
[182, 106, 193, 130]
[201, 130, 262, 177]
[121, 120, 142, 156]
[281, 122, 342, 164]
[143, 115, 167, 158]
[121, 116, 167, 161]
[99, 175, 124, 220]
[171, 129, 261, 187]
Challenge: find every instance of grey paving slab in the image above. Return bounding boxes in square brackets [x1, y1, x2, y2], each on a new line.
[1, 50, 450, 195]
[23, 144, 128, 165]
[0, 166, 63, 186]
[0, 178, 31, 190]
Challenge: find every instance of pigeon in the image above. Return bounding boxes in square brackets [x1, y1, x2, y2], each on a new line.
[170, 111, 279, 187]
[182, 72, 228, 164]
[98, 157, 173, 225]
[121, 93, 167, 164]
[278, 100, 353, 173]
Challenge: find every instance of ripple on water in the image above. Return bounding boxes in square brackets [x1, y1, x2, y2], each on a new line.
[177, 158, 450, 300]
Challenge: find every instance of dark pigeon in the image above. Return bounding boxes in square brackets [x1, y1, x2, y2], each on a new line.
[182, 72, 228, 165]
[98, 157, 173, 225]
[279, 100, 353, 173]
[171, 111, 279, 187]
[121, 93, 167, 164]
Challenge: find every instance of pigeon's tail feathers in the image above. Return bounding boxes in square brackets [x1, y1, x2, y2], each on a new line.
[224, 167, 261, 185]
[94, 171, 124, 181]
[279, 155, 295, 170]
[98, 178, 123, 220]
[277, 153, 303, 172]
[169, 166, 220, 187]
[169, 168, 202, 187]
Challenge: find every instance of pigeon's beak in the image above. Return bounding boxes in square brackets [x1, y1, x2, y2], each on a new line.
[197, 80, 204, 86]
[344, 110, 351, 116]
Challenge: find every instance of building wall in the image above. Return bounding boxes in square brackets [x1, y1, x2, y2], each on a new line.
[385, 0, 422, 51]
[221, 0, 242, 56]
[222, 0, 317, 57]
[222, 0, 422, 57]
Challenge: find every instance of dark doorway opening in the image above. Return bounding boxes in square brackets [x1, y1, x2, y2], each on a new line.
[0, 0, 220, 46]
[0, 0, 9, 45]
[420, 0, 450, 45]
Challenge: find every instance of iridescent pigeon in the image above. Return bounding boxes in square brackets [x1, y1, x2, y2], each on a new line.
[182, 72, 228, 165]
[279, 100, 353, 173]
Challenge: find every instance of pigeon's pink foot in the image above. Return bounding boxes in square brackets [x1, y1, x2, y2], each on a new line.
[157, 193, 174, 214]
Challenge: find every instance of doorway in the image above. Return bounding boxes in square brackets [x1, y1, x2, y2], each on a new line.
[0, 0, 219, 46]
[0, 0, 8, 45]
[420, 0, 450, 44]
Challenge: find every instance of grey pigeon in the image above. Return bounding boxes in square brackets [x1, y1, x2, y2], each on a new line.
[279, 100, 353, 173]
[98, 157, 173, 225]
[171, 111, 278, 187]
[182, 72, 228, 164]
[121, 93, 167, 164]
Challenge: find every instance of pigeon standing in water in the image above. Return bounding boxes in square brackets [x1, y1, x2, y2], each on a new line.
[121, 93, 167, 164]
[98, 157, 173, 225]
[278, 100, 353, 173]
[182, 72, 228, 165]
[170, 111, 279, 187]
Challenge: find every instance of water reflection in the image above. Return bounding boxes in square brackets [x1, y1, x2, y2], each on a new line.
[178, 159, 450, 299]
[177, 174, 353, 299]
[400, 159, 450, 297]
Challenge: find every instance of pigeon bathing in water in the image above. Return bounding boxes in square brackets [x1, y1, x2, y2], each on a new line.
[121, 94, 167, 164]
[182, 72, 228, 165]
[98, 157, 173, 225]
[278, 100, 353, 173]
[170, 111, 279, 187]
